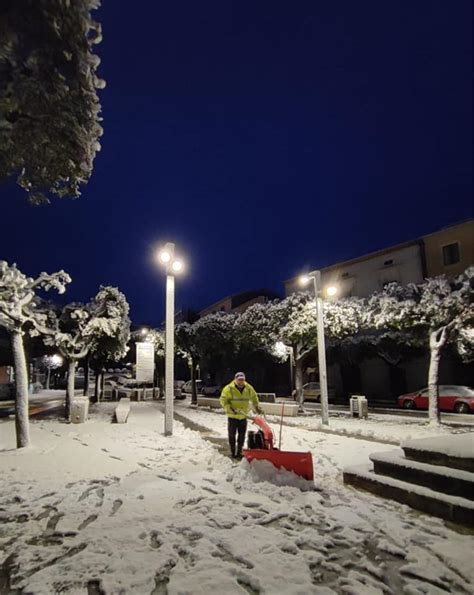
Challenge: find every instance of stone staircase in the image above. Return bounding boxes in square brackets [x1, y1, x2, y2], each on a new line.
[343, 434, 474, 526]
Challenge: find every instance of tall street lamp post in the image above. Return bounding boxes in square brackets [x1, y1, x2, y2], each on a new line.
[158, 242, 184, 436]
[300, 272, 337, 426]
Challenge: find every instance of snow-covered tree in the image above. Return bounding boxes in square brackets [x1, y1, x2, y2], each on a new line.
[41, 354, 63, 390]
[0, 0, 104, 204]
[88, 288, 131, 398]
[235, 302, 279, 354]
[0, 261, 70, 447]
[324, 297, 366, 341]
[368, 268, 474, 425]
[271, 293, 317, 411]
[191, 313, 237, 384]
[45, 286, 131, 418]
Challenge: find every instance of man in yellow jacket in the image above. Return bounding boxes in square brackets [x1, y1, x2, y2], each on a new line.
[220, 372, 262, 458]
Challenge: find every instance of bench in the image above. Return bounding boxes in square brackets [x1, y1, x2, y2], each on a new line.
[257, 393, 276, 403]
[260, 402, 298, 417]
[114, 398, 131, 423]
[102, 381, 118, 401]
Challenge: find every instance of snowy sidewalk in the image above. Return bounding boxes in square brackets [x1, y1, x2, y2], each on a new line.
[177, 400, 473, 445]
[1, 402, 473, 594]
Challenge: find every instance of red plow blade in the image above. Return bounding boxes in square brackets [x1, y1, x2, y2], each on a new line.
[243, 449, 314, 481]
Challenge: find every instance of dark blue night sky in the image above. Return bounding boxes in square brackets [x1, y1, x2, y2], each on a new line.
[0, 1, 472, 325]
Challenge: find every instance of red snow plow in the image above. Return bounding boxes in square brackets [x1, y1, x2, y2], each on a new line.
[243, 414, 314, 481]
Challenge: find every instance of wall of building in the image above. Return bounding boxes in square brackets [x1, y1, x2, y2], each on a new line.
[285, 242, 425, 298]
[423, 220, 474, 279]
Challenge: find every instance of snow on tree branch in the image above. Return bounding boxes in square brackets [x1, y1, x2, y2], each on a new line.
[0, 0, 105, 203]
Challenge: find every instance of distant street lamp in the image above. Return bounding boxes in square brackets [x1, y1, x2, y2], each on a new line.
[158, 242, 185, 436]
[51, 354, 63, 367]
[299, 272, 337, 425]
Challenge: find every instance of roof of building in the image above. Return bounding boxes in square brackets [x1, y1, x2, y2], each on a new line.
[199, 288, 281, 314]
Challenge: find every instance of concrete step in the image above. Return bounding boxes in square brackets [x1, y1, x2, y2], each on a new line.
[370, 450, 474, 501]
[401, 434, 474, 472]
[344, 463, 474, 526]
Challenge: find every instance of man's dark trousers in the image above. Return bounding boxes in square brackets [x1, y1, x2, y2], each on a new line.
[228, 418, 247, 457]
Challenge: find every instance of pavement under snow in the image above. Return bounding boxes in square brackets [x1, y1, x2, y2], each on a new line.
[0, 401, 473, 594]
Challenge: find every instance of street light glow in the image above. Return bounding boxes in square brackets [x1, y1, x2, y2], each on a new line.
[51, 354, 63, 366]
[159, 250, 171, 264]
[141, 328, 148, 335]
[326, 285, 338, 297]
[172, 259, 183, 273]
[299, 275, 310, 286]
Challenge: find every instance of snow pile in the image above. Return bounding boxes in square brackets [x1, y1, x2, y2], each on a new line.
[232, 458, 315, 492]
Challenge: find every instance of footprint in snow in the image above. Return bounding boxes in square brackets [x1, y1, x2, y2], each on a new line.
[78, 515, 98, 530]
[110, 499, 122, 516]
[138, 462, 152, 469]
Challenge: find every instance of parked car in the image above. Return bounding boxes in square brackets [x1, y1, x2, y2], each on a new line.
[292, 382, 336, 402]
[398, 386, 474, 414]
[182, 380, 221, 397]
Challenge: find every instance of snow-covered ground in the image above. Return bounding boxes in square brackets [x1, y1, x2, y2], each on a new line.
[1, 401, 473, 594]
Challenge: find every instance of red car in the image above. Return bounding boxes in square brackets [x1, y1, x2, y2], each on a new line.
[398, 385, 474, 414]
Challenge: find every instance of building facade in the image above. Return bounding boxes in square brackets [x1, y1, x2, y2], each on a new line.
[285, 219, 473, 299]
[284, 219, 473, 402]
[199, 289, 280, 318]
[285, 240, 425, 298]
[423, 219, 474, 279]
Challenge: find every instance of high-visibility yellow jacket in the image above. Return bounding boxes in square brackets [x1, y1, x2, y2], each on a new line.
[220, 382, 260, 420]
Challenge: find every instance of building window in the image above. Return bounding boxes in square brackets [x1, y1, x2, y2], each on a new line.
[384, 259, 393, 266]
[442, 242, 460, 266]
[341, 272, 349, 278]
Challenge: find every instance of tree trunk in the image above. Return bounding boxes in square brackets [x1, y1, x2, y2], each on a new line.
[46, 368, 51, 390]
[153, 364, 158, 399]
[295, 355, 305, 413]
[12, 330, 30, 448]
[191, 358, 198, 405]
[66, 359, 76, 420]
[83, 355, 90, 396]
[94, 370, 100, 402]
[428, 328, 446, 426]
[100, 370, 105, 401]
